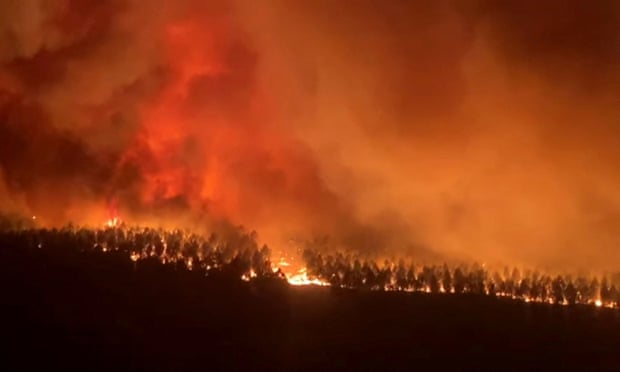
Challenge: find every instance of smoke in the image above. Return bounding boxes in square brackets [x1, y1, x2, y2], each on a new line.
[1, 0, 619, 270]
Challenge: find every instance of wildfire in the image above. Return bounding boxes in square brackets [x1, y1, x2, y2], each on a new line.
[286, 268, 330, 287]
[106, 218, 120, 227]
[241, 270, 258, 282]
[106, 199, 121, 227]
[6, 218, 619, 311]
[274, 255, 330, 286]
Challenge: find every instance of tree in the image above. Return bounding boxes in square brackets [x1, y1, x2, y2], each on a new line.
[453, 268, 465, 294]
[565, 281, 577, 305]
[442, 264, 452, 293]
[551, 276, 564, 304]
[600, 276, 611, 303]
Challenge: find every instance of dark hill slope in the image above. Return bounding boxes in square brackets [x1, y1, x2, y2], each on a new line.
[1, 241, 619, 371]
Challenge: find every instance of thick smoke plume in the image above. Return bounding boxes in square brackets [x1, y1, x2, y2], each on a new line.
[1, 0, 619, 271]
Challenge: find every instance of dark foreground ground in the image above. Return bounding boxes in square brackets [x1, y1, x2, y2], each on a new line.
[2, 245, 620, 371]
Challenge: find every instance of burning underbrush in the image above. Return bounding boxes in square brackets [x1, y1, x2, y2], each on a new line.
[0, 215, 618, 310]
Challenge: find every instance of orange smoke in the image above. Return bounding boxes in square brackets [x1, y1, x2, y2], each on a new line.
[111, 9, 344, 245]
[1, 1, 620, 272]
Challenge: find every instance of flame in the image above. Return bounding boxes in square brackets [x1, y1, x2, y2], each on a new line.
[287, 268, 330, 287]
[275, 257, 330, 286]
[241, 270, 258, 282]
[106, 217, 120, 227]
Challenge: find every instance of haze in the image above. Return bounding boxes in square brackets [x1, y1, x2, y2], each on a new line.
[0, 0, 619, 271]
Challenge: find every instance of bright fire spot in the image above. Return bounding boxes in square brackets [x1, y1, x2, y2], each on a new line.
[106, 217, 120, 227]
[595, 299, 603, 307]
[241, 270, 258, 282]
[287, 268, 330, 287]
[276, 257, 330, 287]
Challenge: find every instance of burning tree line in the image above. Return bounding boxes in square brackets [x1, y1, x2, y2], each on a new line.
[0, 221, 281, 282]
[0, 213, 619, 309]
[301, 249, 620, 308]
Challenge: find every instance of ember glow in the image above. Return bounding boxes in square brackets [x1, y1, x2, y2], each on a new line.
[1, 1, 620, 276]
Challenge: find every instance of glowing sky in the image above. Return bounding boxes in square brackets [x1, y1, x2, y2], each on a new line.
[0, 0, 619, 270]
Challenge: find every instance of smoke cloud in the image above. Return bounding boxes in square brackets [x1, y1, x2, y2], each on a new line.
[1, 0, 619, 271]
